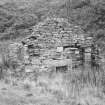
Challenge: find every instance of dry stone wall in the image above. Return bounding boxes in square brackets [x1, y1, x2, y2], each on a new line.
[11, 17, 86, 72]
[22, 17, 85, 55]
[6, 17, 96, 75]
[33, 17, 85, 47]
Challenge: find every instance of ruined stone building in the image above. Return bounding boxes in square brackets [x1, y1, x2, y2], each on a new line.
[20, 17, 87, 72]
[8, 17, 100, 73]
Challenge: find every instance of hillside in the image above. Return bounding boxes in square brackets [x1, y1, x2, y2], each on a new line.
[0, 0, 65, 41]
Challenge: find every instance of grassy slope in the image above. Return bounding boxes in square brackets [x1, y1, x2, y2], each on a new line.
[0, 0, 65, 41]
[0, 0, 105, 45]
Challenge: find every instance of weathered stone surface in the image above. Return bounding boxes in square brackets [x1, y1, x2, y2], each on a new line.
[23, 17, 85, 47]
[21, 17, 86, 72]
[43, 59, 72, 68]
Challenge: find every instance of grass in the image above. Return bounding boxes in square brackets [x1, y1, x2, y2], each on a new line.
[11, 66, 104, 105]
[0, 63, 105, 105]
[33, 66, 105, 104]
[0, 42, 105, 105]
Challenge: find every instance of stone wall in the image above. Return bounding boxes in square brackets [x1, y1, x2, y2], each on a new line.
[22, 17, 85, 55]
[21, 17, 86, 72]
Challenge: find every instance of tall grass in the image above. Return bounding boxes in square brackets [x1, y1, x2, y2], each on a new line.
[0, 42, 24, 80]
[22, 66, 105, 104]
[60, 65, 105, 105]
[64, 67, 104, 93]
